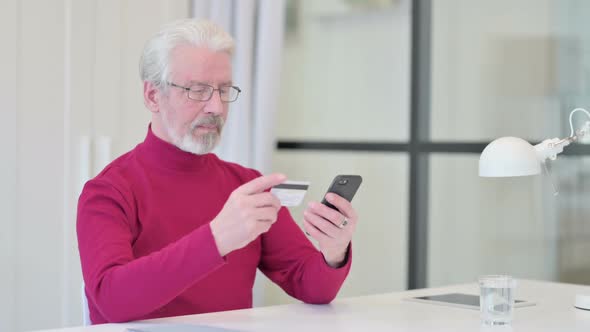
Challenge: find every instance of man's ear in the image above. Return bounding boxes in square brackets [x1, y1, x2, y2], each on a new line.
[144, 81, 161, 114]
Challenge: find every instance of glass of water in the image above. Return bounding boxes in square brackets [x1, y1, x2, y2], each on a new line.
[478, 275, 516, 326]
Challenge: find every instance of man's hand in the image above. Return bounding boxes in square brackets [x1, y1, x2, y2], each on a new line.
[302, 193, 358, 268]
[210, 173, 286, 256]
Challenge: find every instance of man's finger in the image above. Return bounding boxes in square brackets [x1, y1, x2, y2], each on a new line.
[303, 210, 338, 238]
[251, 192, 282, 209]
[307, 201, 344, 227]
[303, 219, 330, 242]
[325, 193, 357, 220]
[254, 207, 280, 222]
[236, 173, 287, 195]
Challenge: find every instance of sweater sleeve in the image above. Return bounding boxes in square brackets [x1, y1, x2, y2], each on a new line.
[258, 207, 352, 304]
[76, 178, 226, 323]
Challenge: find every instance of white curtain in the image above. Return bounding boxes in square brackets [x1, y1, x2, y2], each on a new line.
[193, 0, 286, 173]
[192, 0, 287, 305]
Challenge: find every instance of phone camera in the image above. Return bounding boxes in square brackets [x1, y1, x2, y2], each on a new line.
[338, 179, 348, 185]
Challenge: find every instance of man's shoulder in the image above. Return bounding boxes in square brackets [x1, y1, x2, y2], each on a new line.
[78, 149, 140, 218]
[88, 148, 139, 190]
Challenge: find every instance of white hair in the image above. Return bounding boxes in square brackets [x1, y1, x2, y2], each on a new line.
[139, 19, 234, 89]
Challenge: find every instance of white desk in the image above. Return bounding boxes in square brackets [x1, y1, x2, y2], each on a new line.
[38, 280, 590, 332]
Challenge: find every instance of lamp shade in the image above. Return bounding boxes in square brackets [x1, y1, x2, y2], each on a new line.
[479, 137, 541, 177]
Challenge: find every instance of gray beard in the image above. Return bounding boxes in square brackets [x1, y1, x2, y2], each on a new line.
[167, 116, 225, 155]
[177, 130, 220, 155]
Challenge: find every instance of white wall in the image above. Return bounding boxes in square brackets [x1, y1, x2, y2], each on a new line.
[0, 1, 19, 331]
[428, 155, 551, 286]
[276, 0, 410, 142]
[0, 1, 190, 330]
[431, 0, 561, 142]
[14, 2, 67, 330]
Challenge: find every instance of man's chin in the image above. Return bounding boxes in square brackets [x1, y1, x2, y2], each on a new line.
[177, 133, 220, 155]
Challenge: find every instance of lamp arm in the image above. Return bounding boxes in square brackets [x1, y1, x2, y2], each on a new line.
[533, 138, 571, 162]
[534, 109, 590, 162]
[569, 108, 590, 136]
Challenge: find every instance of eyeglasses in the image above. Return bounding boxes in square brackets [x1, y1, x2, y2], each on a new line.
[166, 82, 241, 103]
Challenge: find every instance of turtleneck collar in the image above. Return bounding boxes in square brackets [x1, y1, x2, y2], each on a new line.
[138, 124, 215, 172]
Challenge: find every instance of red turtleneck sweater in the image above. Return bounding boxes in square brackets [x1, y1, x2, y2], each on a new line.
[76, 127, 351, 324]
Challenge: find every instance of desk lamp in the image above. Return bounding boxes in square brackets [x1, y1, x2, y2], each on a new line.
[478, 108, 590, 311]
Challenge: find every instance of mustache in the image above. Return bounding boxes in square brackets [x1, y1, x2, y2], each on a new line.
[191, 116, 225, 130]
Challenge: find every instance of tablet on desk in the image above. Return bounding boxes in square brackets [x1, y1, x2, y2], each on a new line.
[405, 293, 535, 310]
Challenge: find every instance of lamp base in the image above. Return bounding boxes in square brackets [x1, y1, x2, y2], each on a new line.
[575, 294, 590, 310]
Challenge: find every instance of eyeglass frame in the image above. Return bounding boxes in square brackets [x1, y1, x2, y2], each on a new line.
[166, 81, 242, 103]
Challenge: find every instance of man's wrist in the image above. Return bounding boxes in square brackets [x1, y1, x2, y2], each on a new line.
[323, 247, 348, 268]
[209, 221, 229, 257]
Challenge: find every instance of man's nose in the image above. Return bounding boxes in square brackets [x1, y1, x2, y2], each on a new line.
[203, 90, 224, 115]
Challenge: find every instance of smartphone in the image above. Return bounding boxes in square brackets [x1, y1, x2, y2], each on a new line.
[320, 175, 363, 211]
